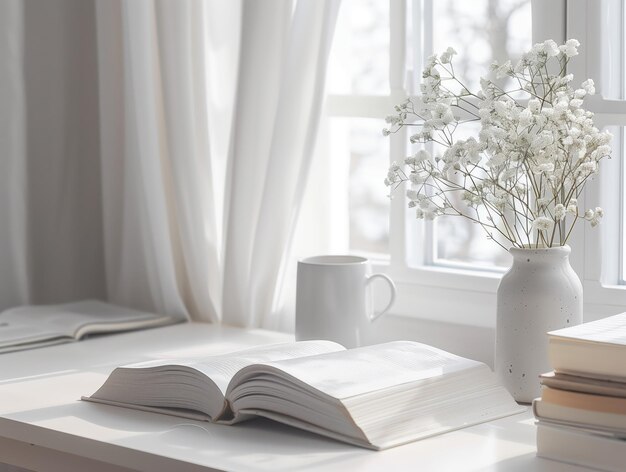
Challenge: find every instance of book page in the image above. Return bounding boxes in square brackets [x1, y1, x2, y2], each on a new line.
[0, 323, 66, 348]
[256, 341, 482, 400]
[542, 387, 626, 415]
[549, 313, 626, 345]
[0, 337, 70, 353]
[541, 372, 626, 398]
[124, 341, 346, 395]
[84, 341, 345, 422]
[0, 300, 174, 342]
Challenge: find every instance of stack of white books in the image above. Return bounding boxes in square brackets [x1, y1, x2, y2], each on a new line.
[534, 314, 626, 471]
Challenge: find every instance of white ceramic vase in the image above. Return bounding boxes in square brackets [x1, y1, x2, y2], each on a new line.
[495, 245, 582, 403]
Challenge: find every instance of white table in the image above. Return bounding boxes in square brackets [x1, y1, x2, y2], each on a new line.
[0, 323, 591, 472]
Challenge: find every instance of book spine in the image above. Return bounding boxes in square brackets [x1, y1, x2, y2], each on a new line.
[537, 422, 626, 472]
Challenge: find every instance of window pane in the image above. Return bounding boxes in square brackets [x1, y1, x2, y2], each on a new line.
[327, 0, 390, 95]
[429, 0, 532, 268]
[432, 0, 532, 92]
[430, 124, 513, 268]
[601, 0, 622, 99]
[330, 118, 390, 254]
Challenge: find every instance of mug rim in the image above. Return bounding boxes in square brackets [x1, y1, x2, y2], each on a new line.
[299, 255, 367, 265]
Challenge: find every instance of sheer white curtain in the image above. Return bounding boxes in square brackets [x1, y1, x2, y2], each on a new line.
[0, 0, 338, 328]
[95, 0, 339, 326]
[222, 0, 340, 328]
[96, 0, 219, 322]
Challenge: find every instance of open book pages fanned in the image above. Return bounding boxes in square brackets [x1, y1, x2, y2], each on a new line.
[84, 340, 524, 450]
[0, 300, 178, 354]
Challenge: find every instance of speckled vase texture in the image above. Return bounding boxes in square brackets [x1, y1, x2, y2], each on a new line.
[495, 245, 582, 403]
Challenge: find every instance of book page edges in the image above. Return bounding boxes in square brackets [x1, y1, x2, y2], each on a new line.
[549, 334, 626, 346]
[540, 372, 626, 397]
[549, 337, 626, 379]
[537, 422, 626, 472]
[374, 405, 526, 450]
[541, 387, 626, 415]
[74, 315, 179, 340]
[81, 396, 213, 422]
[534, 399, 626, 436]
[0, 337, 73, 352]
[547, 313, 626, 344]
[237, 408, 376, 449]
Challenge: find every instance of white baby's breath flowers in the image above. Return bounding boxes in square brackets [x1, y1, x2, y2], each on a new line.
[383, 39, 612, 249]
[566, 199, 578, 214]
[560, 39, 580, 57]
[532, 217, 554, 232]
[440, 47, 457, 64]
[543, 39, 561, 57]
[584, 207, 604, 227]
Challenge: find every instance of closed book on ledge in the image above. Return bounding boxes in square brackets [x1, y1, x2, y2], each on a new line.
[83, 340, 524, 450]
[547, 313, 626, 379]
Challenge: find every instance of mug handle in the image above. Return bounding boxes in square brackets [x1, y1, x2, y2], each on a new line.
[366, 273, 396, 322]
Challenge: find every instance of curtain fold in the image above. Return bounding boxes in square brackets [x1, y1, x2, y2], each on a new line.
[97, 0, 338, 327]
[154, 0, 223, 322]
[97, 0, 191, 320]
[223, 0, 340, 328]
[221, 0, 294, 327]
[97, 0, 231, 322]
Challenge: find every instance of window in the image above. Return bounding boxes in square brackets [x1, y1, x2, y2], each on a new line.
[428, 1, 532, 269]
[326, 0, 391, 256]
[566, 0, 626, 317]
[317, 0, 626, 325]
[327, 0, 533, 267]
[323, 0, 535, 324]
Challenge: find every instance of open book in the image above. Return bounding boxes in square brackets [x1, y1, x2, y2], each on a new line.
[0, 300, 178, 354]
[84, 340, 524, 450]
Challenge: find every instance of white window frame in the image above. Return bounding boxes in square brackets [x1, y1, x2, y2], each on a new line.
[326, 0, 626, 327]
[566, 0, 626, 318]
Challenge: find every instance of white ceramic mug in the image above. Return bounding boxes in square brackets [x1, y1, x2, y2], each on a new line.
[295, 255, 396, 348]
